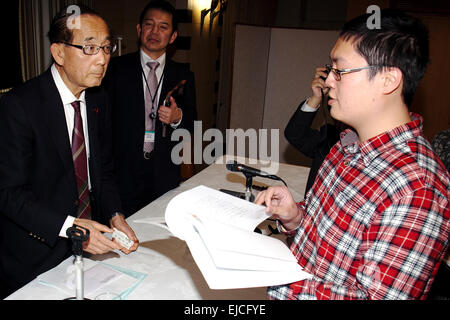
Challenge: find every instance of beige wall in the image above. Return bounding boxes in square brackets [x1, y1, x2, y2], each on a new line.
[230, 24, 339, 166]
[264, 28, 339, 165]
[229, 25, 271, 131]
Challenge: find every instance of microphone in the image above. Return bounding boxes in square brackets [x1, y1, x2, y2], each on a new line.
[226, 160, 287, 186]
[226, 160, 271, 178]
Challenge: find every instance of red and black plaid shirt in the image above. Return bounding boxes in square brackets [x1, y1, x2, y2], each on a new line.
[269, 114, 450, 300]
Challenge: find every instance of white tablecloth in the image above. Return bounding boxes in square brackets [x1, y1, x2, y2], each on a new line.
[6, 156, 310, 300]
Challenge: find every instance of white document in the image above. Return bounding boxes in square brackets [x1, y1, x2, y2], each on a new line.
[163, 185, 312, 289]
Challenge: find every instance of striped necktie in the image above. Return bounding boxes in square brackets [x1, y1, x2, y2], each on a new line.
[71, 101, 91, 219]
[144, 61, 159, 154]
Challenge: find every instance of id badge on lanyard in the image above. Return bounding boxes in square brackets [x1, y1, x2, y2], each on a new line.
[145, 130, 155, 143]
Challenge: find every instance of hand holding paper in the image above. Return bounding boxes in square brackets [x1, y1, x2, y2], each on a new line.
[110, 214, 139, 254]
[162, 185, 312, 289]
[254, 185, 304, 232]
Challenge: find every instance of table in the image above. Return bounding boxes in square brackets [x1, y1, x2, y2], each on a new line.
[6, 156, 310, 300]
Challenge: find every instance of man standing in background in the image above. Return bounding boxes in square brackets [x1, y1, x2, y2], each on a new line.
[104, 0, 197, 217]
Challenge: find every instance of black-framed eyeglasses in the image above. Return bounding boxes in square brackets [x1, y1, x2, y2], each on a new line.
[325, 64, 379, 81]
[61, 42, 117, 55]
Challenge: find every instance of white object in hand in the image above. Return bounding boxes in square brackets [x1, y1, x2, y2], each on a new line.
[112, 228, 133, 250]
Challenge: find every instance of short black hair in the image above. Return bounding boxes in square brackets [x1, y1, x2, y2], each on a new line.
[340, 9, 429, 107]
[139, 0, 178, 32]
[48, 4, 109, 44]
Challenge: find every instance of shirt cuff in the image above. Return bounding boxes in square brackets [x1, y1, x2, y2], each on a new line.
[301, 100, 320, 112]
[110, 212, 125, 220]
[170, 109, 183, 128]
[59, 215, 76, 238]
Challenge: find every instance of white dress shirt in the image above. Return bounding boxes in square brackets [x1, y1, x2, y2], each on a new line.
[51, 64, 91, 237]
[301, 98, 320, 112]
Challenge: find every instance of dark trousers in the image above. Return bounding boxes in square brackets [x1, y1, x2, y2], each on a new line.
[121, 152, 160, 218]
[428, 262, 450, 300]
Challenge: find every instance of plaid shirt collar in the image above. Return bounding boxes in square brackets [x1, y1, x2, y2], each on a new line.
[339, 113, 423, 166]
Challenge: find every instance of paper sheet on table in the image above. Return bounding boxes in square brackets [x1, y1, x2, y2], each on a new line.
[37, 257, 146, 299]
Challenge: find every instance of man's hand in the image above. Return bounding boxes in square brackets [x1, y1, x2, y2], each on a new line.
[307, 67, 330, 109]
[254, 186, 303, 231]
[73, 218, 121, 255]
[158, 96, 182, 124]
[110, 214, 139, 254]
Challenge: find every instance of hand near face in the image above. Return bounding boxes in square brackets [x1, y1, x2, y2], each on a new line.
[307, 67, 330, 109]
[312, 67, 330, 98]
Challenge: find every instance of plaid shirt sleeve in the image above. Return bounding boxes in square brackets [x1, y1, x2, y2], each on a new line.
[268, 116, 450, 300]
[268, 182, 449, 300]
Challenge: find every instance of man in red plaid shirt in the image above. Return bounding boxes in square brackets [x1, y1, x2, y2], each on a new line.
[256, 9, 449, 299]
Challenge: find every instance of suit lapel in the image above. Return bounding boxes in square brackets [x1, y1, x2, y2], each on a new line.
[134, 52, 147, 133]
[40, 70, 75, 180]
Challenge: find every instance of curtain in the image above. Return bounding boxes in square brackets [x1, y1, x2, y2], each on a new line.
[19, 0, 94, 81]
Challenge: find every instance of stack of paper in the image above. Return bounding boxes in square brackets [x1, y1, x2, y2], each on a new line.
[161, 185, 312, 289]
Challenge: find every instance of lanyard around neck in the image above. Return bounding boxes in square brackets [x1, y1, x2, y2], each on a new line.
[140, 62, 165, 109]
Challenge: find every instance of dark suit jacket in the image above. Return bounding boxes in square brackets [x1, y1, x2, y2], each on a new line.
[284, 101, 340, 197]
[103, 52, 197, 216]
[0, 69, 122, 290]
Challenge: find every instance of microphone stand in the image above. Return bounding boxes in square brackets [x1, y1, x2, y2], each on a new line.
[244, 172, 254, 202]
[65, 225, 90, 300]
[220, 172, 256, 202]
[222, 163, 288, 202]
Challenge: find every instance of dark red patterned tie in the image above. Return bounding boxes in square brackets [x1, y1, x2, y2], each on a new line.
[71, 101, 91, 219]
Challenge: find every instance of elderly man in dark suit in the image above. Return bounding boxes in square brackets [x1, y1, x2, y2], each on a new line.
[104, 0, 197, 217]
[0, 6, 138, 298]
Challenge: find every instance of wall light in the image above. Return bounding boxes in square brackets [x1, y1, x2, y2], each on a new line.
[200, 0, 228, 35]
